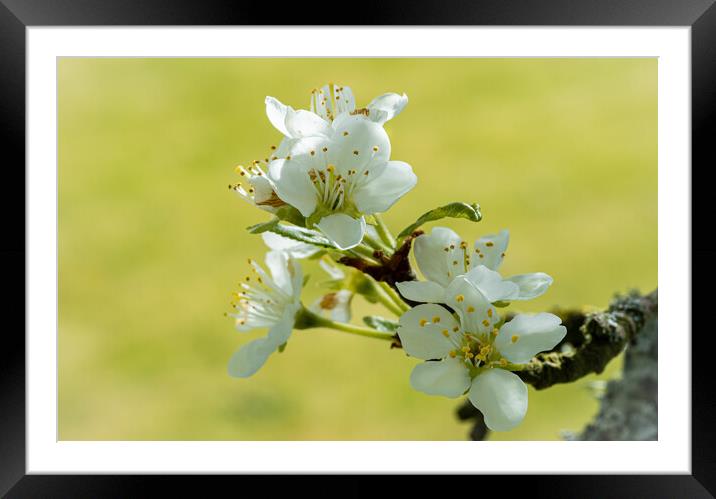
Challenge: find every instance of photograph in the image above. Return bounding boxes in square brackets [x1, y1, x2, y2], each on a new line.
[57, 57, 657, 441]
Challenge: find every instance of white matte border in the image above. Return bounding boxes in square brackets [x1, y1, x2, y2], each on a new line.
[27, 27, 690, 474]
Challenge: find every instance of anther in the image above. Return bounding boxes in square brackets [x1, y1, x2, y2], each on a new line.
[511, 335, 520, 343]
[455, 294, 464, 302]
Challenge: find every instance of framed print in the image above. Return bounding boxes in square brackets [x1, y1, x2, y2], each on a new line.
[3, 0, 713, 496]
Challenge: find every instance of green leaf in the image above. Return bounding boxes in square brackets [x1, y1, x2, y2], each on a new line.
[362, 315, 400, 333]
[397, 202, 482, 239]
[247, 218, 336, 249]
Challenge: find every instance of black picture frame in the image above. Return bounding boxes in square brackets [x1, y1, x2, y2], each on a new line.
[2, 0, 712, 496]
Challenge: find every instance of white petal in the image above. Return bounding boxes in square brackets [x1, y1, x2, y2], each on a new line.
[396, 280, 446, 303]
[367, 92, 409, 124]
[319, 258, 345, 280]
[506, 272, 553, 301]
[285, 109, 332, 138]
[266, 306, 297, 345]
[261, 232, 320, 259]
[472, 229, 510, 271]
[335, 85, 355, 116]
[265, 96, 291, 137]
[353, 161, 417, 214]
[464, 265, 520, 302]
[410, 358, 471, 398]
[268, 159, 317, 217]
[495, 313, 567, 364]
[316, 213, 366, 250]
[397, 304, 461, 360]
[468, 369, 528, 431]
[246, 175, 277, 212]
[227, 336, 279, 378]
[445, 276, 499, 335]
[330, 290, 353, 323]
[264, 250, 292, 295]
[414, 227, 462, 287]
[228, 307, 295, 378]
[328, 115, 391, 176]
[286, 258, 303, 300]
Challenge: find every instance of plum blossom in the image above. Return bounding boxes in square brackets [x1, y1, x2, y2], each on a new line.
[397, 276, 566, 431]
[267, 114, 416, 250]
[265, 83, 408, 150]
[227, 252, 303, 377]
[396, 227, 553, 305]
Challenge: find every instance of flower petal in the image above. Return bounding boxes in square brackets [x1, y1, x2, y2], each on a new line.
[285, 109, 332, 138]
[495, 313, 567, 364]
[312, 289, 353, 323]
[319, 258, 345, 280]
[265, 96, 291, 137]
[505, 272, 553, 300]
[367, 92, 409, 124]
[464, 265, 520, 302]
[266, 306, 297, 345]
[472, 229, 510, 271]
[262, 232, 320, 259]
[328, 115, 391, 176]
[445, 276, 498, 335]
[268, 159, 317, 217]
[469, 368, 528, 431]
[264, 250, 293, 295]
[397, 304, 460, 360]
[410, 358, 471, 398]
[396, 280, 446, 303]
[316, 213, 366, 250]
[227, 336, 279, 378]
[228, 307, 295, 378]
[353, 161, 417, 214]
[414, 227, 462, 287]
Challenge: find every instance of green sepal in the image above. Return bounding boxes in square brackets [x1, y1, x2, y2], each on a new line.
[362, 315, 400, 333]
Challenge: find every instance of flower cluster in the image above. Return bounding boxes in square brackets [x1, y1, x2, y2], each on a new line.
[232, 83, 416, 250]
[396, 228, 565, 430]
[226, 83, 567, 433]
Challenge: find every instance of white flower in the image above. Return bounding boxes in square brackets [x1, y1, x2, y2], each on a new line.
[265, 83, 408, 148]
[267, 115, 417, 250]
[396, 227, 553, 305]
[227, 251, 303, 378]
[397, 276, 566, 431]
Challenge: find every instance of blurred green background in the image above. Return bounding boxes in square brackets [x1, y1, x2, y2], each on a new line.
[58, 58, 656, 440]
